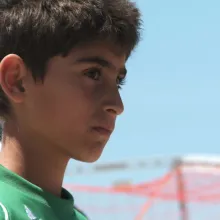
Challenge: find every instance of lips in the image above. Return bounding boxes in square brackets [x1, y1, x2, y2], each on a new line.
[92, 126, 114, 137]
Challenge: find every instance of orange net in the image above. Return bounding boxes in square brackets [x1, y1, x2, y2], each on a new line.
[65, 165, 220, 220]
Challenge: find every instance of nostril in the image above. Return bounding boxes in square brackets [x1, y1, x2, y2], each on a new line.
[106, 108, 117, 115]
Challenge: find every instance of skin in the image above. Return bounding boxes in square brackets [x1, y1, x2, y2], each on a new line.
[0, 41, 126, 196]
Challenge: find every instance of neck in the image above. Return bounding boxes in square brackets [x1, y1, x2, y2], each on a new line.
[0, 120, 69, 197]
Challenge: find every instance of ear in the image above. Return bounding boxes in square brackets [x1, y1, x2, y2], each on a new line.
[0, 54, 27, 104]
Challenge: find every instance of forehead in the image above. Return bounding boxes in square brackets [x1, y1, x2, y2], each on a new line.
[69, 41, 127, 63]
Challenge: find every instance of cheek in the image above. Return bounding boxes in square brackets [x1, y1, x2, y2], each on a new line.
[27, 82, 95, 132]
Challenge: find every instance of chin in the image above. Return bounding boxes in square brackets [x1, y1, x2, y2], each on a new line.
[71, 143, 106, 163]
[85, 147, 105, 163]
[73, 152, 102, 163]
[83, 156, 102, 163]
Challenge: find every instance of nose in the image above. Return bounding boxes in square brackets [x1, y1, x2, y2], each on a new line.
[104, 90, 124, 116]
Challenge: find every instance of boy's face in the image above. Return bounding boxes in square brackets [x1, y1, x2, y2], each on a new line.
[17, 42, 126, 162]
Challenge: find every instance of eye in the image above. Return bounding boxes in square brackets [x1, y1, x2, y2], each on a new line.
[117, 75, 126, 89]
[84, 68, 101, 81]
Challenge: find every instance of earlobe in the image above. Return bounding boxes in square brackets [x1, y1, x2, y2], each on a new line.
[0, 54, 26, 103]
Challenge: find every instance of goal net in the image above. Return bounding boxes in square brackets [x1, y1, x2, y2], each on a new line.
[65, 156, 220, 220]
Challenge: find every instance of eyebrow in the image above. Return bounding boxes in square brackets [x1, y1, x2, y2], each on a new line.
[75, 56, 127, 76]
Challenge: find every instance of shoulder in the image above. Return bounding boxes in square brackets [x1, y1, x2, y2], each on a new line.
[0, 199, 41, 220]
[0, 182, 11, 219]
[0, 183, 28, 219]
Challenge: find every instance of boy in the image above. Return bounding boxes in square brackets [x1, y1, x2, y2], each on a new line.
[0, 0, 141, 219]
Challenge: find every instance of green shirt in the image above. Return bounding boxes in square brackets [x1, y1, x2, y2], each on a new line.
[0, 165, 87, 220]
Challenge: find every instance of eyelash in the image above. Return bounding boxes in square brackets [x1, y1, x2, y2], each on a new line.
[117, 76, 126, 89]
[84, 67, 126, 89]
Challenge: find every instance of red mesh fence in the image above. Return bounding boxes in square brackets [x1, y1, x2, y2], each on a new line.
[65, 165, 220, 220]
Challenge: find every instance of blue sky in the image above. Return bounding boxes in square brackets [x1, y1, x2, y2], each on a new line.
[69, 0, 220, 218]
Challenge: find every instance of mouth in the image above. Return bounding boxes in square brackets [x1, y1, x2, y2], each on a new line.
[92, 126, 113, 137]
